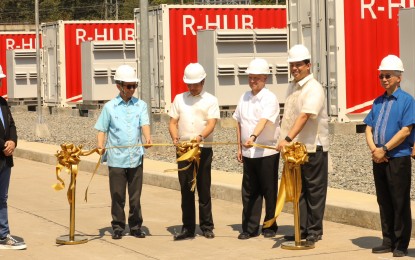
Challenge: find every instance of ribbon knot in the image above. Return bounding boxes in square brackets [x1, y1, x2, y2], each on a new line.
[56, 143, 83, 167]
[165, 140, 201, 192]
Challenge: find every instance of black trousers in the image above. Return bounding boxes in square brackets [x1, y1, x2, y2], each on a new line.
[373, 156, 412, 251]
[299, 147, 328, 236]
[178, 147, 214, 233]
[109, 164, 144, 232]
[241, 153, 280, 235]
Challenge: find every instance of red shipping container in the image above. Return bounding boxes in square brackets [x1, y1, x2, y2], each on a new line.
[0, 32, 37, 98]
[135, 5, 287, 111]
[288, 0, 414, 122]
[342, 0, 414, 117]
[41, 20, 135, 106]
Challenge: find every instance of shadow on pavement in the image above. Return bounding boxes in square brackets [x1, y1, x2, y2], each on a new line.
[351, 236, 382, 249]
[166, 225, 185, 236]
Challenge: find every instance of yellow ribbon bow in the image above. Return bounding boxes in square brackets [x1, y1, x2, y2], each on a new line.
[263, 142, 309, 228]
[52, 143, 104, 203]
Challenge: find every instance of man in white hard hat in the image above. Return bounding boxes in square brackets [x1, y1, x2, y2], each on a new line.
[277, 44, 329, 244]
[95, 64, 152, 240]
[168, 63, 220, 240]
[364, 55, 415, 257]
[0, 65, 26, 250]
[233, 58, 280, 240]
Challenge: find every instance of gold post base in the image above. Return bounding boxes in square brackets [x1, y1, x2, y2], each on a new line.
[281, 241, 315, 250]
[56, 235, 88, 245]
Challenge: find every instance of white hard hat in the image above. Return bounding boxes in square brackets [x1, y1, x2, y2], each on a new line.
[0, 65, 5, 79]
[287, 44, 311, 62]
[114, 65, 139, 83]
[245, 58, 271, 74]
[378, 55, 404, 72]
[183, 63, 206, 84]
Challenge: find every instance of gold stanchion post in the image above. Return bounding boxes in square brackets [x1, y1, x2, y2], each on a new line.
[281, 167, 314, 250]
[56, 165, 88, 245]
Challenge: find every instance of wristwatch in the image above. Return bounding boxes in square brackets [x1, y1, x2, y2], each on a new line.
[382, 145, 388, 152]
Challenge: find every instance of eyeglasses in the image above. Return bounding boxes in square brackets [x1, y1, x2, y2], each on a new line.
[123, 84, 137, 90]
[378, 74, 392, 80]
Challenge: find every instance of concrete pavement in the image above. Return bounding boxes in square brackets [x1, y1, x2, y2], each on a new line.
[0, 140, 413, 259]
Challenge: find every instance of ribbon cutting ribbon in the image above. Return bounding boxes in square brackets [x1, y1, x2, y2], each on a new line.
[163, 141, 276, 192]
[263, 142, 309, 228]
[52, 140, 277, 201]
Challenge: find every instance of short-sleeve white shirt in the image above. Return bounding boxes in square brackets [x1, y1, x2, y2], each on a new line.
[233, 87, 280, 158]
[168, 90, 220, 147]
[280, 74, 329, 152]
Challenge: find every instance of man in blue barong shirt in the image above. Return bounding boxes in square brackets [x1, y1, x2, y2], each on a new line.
[95, 65, 152, 240]
[364, 55, 415, 258]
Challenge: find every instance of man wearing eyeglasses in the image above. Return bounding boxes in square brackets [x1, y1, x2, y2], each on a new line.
[95, 64, 152, 240]
[364, 55, 415, 257]
[168, 63, 220, 240]
[276, 44, 329, 244]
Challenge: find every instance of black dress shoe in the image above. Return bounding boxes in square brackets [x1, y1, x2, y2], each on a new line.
[372, 244, 392, 253]
[130, 229, 146, 238]
[306, 234, 322, 243]
[237, 232, 258, 240]
[284, 233, 307, 241]
[262, 229, 276, 238]
[174, 229, 195, 241]
[393, 249, 408, 257]
[238, 232, 251, 240]
[203, 230, 215, 239]
[112, 230, 123, 240]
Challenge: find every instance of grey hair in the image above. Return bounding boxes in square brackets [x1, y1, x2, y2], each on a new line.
[393, 71, 402, 76]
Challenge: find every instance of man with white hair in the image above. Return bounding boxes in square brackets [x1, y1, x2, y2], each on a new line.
[364, 55, 415, 257]
[233, 58, 280, 240]
[0, 65, 26, 250]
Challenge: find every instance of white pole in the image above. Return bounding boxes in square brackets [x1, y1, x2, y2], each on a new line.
[140, 0, 153, 131]
[311, 0, 318, 76]
[35, 0, 41, 123]
[35, 0, 50, 139]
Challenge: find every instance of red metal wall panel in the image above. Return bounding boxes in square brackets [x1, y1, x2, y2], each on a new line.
[0, 33, 37, 98]
[63, 22, 134, 102]
[168, 7, 287, 102]
[343, 0, 413, 114]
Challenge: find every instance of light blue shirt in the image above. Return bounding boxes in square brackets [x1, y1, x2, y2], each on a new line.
[94, 95, 150, 168]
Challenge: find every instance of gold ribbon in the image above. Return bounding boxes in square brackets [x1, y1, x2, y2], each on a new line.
[164, 141, 244, 192]
[52, 143, 104, 203]
[164, 140, 201, 191]
[163, 141, 276, 192]
[263, 142, 309, 228]
[53, 140, 277, 201]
